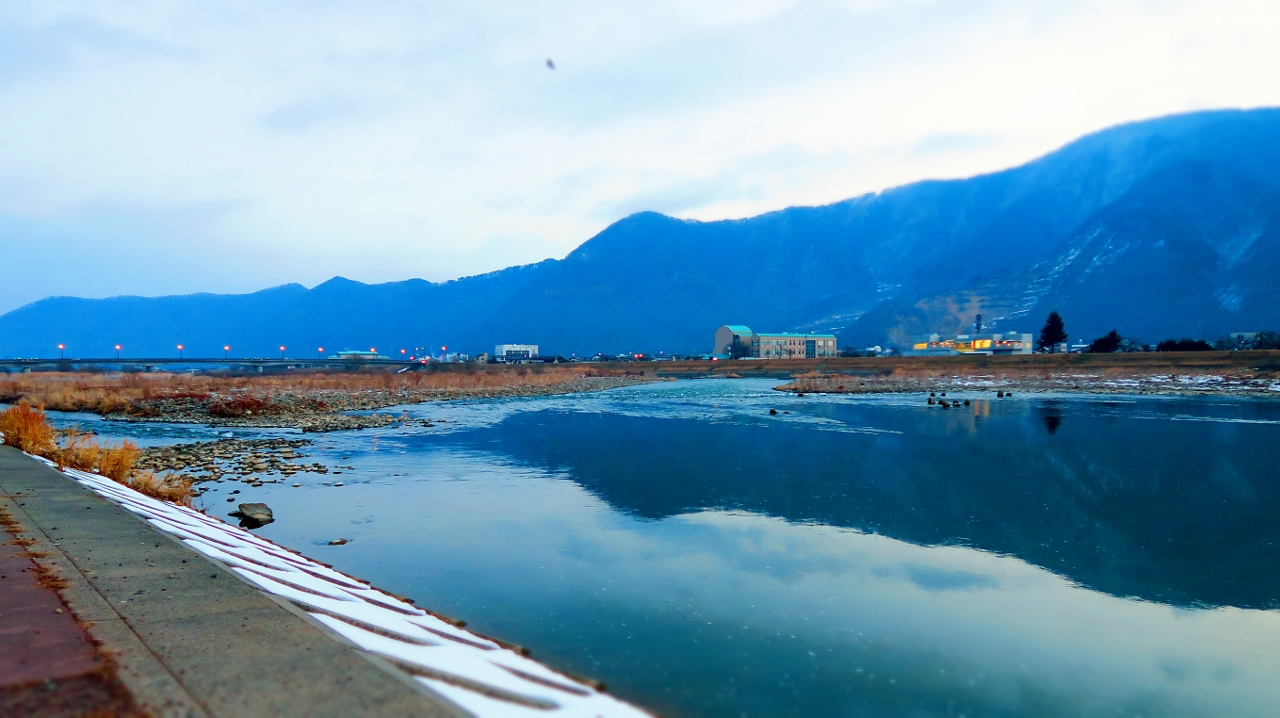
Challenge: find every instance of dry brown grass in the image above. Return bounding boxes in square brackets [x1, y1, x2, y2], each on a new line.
[0, 404, 189, 505]
[96, 442, 141, 483]
[0, 365, 630, 417]
[0, 402, 57, 454]
[126, 471, 193, 506]
[55, 429, 102, 471]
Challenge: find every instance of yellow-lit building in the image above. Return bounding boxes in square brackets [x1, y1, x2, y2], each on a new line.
[908, 332, 1033, 356]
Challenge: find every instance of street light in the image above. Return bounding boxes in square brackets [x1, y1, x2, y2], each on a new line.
[58, 343, 65, 359]
[224, 345, 230, 360]
[177, 344, 184, 359]
[115, 344, 122, 360]
[318, 347, 324, 360]
[279, 346, 286, 360]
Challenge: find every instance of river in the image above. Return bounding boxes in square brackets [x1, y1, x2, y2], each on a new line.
[42, 379, 1280, 717]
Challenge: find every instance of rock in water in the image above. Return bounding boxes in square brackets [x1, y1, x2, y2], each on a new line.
[328, 538, 348, 545]
[230, 502, 274, 528]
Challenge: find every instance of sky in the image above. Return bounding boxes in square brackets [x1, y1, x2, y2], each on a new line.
[2, 0, 1280, 314]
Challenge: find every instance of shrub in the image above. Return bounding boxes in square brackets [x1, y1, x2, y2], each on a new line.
[1089, 330, 1123, 353]
[1156, 338, 1213, 352]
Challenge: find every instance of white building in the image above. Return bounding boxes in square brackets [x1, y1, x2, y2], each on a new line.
[494, 344, 539, 360]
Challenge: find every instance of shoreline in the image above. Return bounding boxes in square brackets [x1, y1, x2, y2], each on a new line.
[3, 372, 663, 433]
[106, 375, 662, 431]
[774, 372, 1280, 397]
[0, 446, 648, 716]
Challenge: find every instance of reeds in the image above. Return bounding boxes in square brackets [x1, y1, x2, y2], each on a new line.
[96, 441, 141, 482]
[0, 403, 57, 454]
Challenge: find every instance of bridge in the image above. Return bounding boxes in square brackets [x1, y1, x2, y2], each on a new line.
[0, 357, 420, 372]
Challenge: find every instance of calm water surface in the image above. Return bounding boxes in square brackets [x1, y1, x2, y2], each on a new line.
[48, 379, 1280, 717]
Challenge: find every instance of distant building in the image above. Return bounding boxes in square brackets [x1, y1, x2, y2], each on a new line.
[907, 332, 1033, 356]
[714, 326, 755, 356]
[328, 350, 390, 360]
[494, 344, 539, 360]
[713, 325, 838, 359]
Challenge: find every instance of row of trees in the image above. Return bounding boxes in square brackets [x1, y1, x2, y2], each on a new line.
[1036, 310, 1280, 353]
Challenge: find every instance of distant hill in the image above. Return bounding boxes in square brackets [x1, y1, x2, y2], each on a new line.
[3, 107, 1280, 358]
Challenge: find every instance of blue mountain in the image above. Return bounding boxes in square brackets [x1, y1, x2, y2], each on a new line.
[3, 107, 1280, 358]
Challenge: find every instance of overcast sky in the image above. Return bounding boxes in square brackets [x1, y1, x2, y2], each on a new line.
[2, 0, 1278, 313]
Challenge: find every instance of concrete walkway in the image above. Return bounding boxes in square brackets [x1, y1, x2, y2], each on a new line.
[0, 446, 462, 718]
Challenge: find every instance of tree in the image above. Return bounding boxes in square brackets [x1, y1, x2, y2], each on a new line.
[1038, 311, 1067, 353]
[1156, 338, 1213, 352]
[1088, 330, 1122, 353]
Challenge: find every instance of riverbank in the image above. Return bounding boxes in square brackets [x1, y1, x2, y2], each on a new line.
[1, 368, 661, 432]
[0, 446, 651, 716]
[722, 350, 1280, 396]
[0, 445, 460, 717]
[776, 369, 1280, 396]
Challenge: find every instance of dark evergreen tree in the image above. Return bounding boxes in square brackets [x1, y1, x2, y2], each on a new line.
[1089, 329, 1122, 353]
[1038, 311, 1067, 353]
[1156, 338, 1213, 352]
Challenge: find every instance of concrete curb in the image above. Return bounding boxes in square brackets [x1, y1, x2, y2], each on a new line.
[0, 446, 460, 718]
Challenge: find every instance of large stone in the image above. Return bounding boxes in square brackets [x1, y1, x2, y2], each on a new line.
[230, 502, 274, 528]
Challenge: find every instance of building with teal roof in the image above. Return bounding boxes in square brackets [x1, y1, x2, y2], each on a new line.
[715, 325, 838, 359]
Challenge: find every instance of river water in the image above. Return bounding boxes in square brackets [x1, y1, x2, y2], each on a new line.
[43, 379, 1280, 716]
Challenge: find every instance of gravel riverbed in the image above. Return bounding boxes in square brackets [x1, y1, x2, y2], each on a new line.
[112, 375, 660, 431]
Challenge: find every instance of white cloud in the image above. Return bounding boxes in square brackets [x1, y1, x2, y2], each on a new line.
[0, 0, 1278, 311]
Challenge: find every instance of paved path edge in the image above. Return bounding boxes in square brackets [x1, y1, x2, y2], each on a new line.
[0, 446, 465, 718]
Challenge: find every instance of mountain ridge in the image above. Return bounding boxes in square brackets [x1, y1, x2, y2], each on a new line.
[4, 107, 1280, 358]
